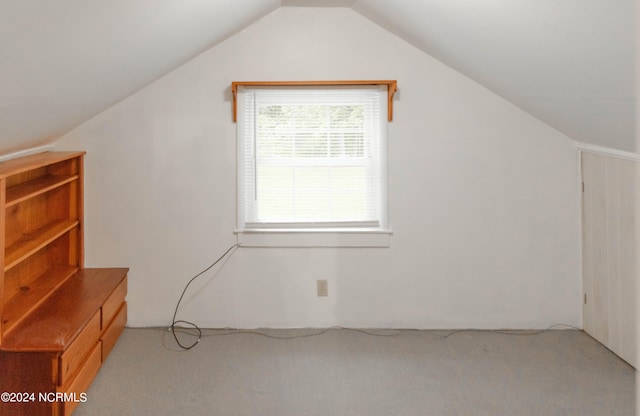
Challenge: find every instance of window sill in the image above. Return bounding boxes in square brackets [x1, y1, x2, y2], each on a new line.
[235, 228, 392, 248]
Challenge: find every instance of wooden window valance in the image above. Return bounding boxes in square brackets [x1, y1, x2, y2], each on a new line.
[231, 80, 398, 122]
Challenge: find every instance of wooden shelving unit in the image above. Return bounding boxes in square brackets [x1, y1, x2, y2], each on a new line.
[0, 151, 128, 416]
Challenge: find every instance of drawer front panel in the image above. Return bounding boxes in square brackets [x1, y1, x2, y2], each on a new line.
[102, 302, 126, 362]
[58, 342, 101, 416]
[58, 312, 100, 386]
[102, 275, 127, 329]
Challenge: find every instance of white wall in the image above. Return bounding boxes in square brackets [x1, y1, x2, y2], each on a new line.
[54, 7, 581, 329]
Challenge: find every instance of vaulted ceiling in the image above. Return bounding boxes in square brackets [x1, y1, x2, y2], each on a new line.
[0, 0, 636, 154]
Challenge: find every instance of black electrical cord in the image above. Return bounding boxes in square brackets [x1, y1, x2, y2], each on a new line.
[170, 243, 239, 350]
[168, 242, 578, 349]
[194, 324, 580, 341]
[156, 324, 581, 352]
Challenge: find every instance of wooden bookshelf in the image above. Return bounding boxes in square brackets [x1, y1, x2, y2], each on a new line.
[6, 174, 78, 207]
[1, 265, 77, 335]
[4, 219, 79, 271]
[0, 151, 128, 416]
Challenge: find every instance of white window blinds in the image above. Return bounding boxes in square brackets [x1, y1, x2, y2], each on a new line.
[236, 85, 388, 230]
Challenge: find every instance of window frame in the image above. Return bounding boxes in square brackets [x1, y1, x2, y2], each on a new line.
[232, 80, 396, 248]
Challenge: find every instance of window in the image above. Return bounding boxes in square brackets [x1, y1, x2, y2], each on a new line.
[233, 81, 395, 247]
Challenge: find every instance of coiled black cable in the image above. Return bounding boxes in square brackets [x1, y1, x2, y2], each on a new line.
[170, 243, 239, 350]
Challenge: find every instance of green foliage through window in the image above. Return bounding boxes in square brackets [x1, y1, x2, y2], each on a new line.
[257, 105, 366, 159]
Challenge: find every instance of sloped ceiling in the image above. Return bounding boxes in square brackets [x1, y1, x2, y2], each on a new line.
[0, 0, 636, 155]
[0, 0, 280, 154]
[354, 0, 637, 152]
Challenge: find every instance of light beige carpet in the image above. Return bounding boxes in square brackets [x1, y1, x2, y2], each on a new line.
[74, 328, 635, 416]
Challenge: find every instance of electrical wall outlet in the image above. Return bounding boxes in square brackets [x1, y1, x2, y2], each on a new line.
[317, 279, 328, 297]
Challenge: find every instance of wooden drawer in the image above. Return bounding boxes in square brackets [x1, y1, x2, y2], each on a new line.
[102, 302, 126, 362]
[58, 342, 101, 416]
[101, 275, 127, 329]
[58, 312, 100, 386]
